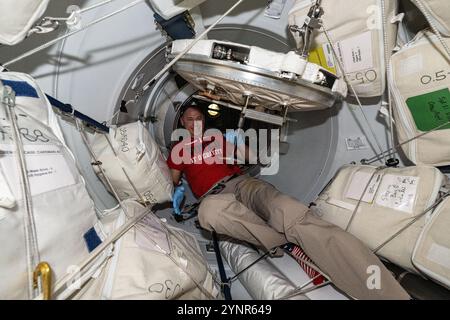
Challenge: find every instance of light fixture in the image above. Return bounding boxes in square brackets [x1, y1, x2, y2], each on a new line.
[208, 103, 220, 118]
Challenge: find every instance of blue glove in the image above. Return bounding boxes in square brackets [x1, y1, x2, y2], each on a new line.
[224, 130, 245, 146]
[172, 184, 185, 215]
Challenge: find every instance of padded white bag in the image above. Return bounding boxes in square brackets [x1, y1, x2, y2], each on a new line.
[413, 196, 450, 289]
[90, 121, 173, 205]
[288, 0, 398, 97]
[0, 72, 102, 299]
[411, 0, 450, 37]
[0, 0, 50, 45]
[313, 164, 447, 272]
[73, 200, 221, 300]
[219, 238, 304, 300]
[389, 30, 450, 166]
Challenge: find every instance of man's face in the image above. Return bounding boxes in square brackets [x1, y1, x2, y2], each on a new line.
[180, 107, 205, 137]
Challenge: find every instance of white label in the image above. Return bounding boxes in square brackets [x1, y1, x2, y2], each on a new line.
[0, 144, 76, 199]
[375, 174, 419, 213]
[135, 215, 170, 254]
[426, 243, 450, 270]
[345, 136, 369, 150]
[335, 31, 374, 73]
[322, 43, 335, 69]
[345, 171, 382, 203]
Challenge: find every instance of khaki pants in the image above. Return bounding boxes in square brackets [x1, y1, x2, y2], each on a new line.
[199, 176, 410, 300]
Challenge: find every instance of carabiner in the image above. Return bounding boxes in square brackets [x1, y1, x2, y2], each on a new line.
[33, 262, 52, 300]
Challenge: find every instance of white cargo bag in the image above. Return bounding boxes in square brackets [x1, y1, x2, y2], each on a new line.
[90, 121, 173, 204]
[0, 72, 102, 299]
[219, 238, 305, 300]
[73, 200, 221, 300]
[0, 0, 50, 45]
[288, 0, 398, 97]
[313, 164, 447, 272]
[413, 196, 450, 289]
[389, 31, 450, 166]
[411, 0, 450, 37]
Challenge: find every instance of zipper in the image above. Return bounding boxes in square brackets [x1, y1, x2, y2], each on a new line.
[101, 211, 126, 299]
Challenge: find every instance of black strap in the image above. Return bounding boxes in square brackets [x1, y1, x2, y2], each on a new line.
[212, 231, 232, 300]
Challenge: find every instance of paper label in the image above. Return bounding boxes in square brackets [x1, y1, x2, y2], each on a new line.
[406, 88, 450, 131]
[345, 136, 369, 150]
[335, 31, 374, 74]
[426, 243, 450, 269]
[345, 171, 382, 203]
[375, 174, 420, 213]
[135, 215, 170, 254]
[0, 144, 76, 199]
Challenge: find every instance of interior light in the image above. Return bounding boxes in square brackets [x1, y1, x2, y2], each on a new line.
[208, 103, 220, 117]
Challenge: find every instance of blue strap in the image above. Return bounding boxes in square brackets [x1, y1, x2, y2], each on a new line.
[45, 94, 109, 133]
[154, 12, 195, 40]
[1, 80, 38, 98]
[83, 227, 102, 252]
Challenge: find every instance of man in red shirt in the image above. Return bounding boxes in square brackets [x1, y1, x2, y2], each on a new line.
[167, 105, 243, 199]
[166, 105, 409, 300]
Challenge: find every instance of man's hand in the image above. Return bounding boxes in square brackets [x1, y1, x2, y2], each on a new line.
[172, 184, 185, 215]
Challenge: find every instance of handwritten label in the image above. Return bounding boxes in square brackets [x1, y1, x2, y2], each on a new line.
[406, 88, 450, 131]
[375, 174, 420, 214]
[345, 170, 382, 203]
[0, 144, 76, 199]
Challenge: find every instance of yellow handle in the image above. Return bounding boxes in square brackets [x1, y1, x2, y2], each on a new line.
[33, 262, 52, 300]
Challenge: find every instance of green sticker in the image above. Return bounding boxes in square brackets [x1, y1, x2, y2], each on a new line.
[406, 88, 450, 132]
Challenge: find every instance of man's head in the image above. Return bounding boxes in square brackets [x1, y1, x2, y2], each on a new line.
[180, 105, 205, 136]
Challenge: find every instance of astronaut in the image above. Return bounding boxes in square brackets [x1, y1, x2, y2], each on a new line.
[167, 105, 409, 300]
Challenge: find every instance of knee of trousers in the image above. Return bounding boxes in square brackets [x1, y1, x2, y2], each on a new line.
[198, 193, 236, 231]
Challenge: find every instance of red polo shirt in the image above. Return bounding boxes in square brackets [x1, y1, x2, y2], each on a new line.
[167, 135, 241, 198]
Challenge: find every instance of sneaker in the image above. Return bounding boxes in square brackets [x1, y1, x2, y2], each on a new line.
[282, 243, 325, 285]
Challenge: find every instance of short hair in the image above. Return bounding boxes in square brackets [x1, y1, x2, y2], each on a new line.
[180, 105, 204, 118]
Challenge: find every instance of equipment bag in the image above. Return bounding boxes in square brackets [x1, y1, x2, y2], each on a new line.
[0, 72, 102, 299]
[410, 0, 450, 37]
[413, 196, 450, 289]
[288, 0, 398, 98]
[73, 200, 222, 300]
[313, 164, 447, 272]
[90, 121, 173, 205]
[0, 0, 50, 45]
[389, 30, 450, 166]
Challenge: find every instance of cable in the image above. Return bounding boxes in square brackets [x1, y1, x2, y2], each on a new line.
[2, 87, 40, 298]
[4, 0, 145, 68]
[380, 0, 396, 159]
[362, 120, 450, 164]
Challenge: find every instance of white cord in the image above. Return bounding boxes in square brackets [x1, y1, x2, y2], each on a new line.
[4, 0, 145, 68]
[3, 89, 41, 298]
